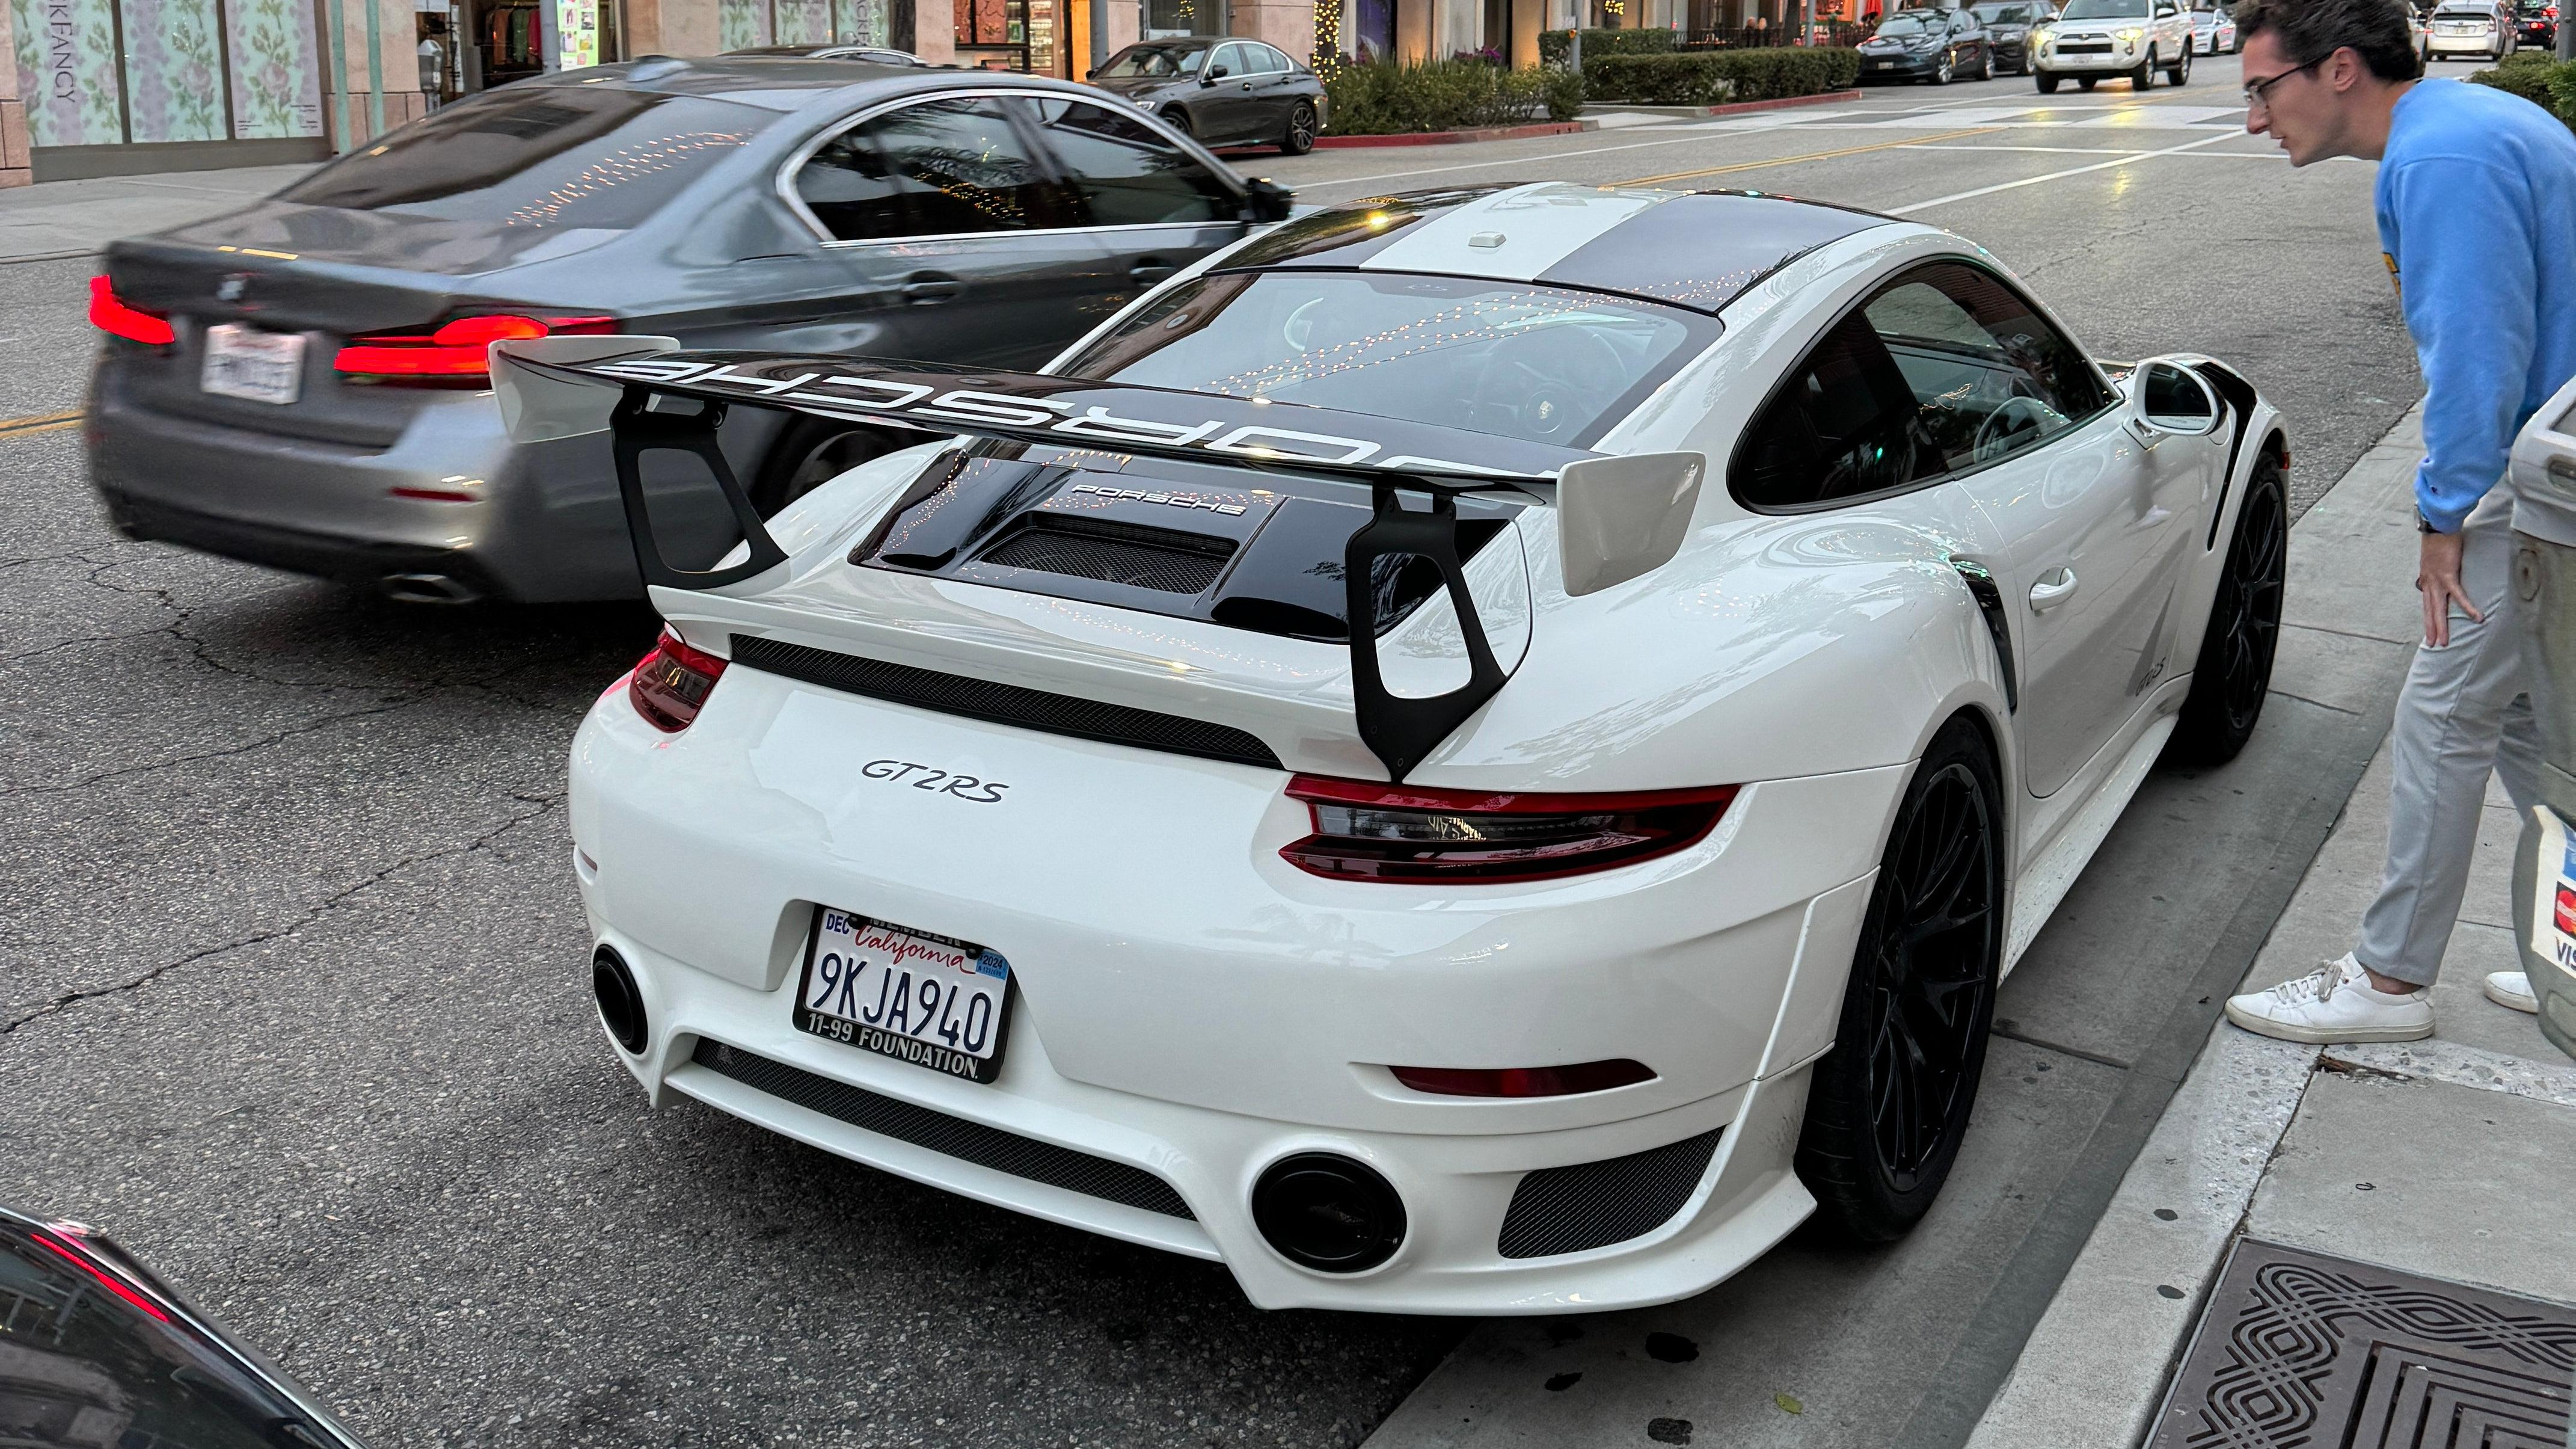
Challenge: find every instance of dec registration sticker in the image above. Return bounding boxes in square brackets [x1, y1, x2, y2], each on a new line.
[793, 909, 1014, 1084]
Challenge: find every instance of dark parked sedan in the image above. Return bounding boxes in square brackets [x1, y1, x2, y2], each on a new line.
[1085, 38, 1326, 153]
[1971, 0, 2056, 70]
[1856, 7, 1994, 81]
[88, 59, 1289, 603]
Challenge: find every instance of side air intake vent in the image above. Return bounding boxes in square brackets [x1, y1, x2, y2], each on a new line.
[1496, 1128, 1722, 1259]
[728, 634, 1284, 770]
[976, 516, 1237, 595]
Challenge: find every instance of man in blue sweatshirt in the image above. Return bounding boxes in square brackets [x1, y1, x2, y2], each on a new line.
[2222, 0, 2576, 1059]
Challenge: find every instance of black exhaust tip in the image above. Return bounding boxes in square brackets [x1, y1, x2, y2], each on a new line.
[592, 945, 649, 1054]
[1251, 1153, 1406, 1273]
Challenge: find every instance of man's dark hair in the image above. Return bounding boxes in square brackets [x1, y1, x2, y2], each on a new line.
[2233, 0, 2424, 80]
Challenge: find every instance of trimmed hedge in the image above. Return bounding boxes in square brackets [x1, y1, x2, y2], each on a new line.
[1583, 46, 1861, 104]
[1323, 58, 1587, 134]
[2470, 53, 2576, 132]
[1537, 26, 1679, 64]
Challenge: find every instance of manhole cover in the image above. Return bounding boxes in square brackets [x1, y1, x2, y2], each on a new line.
[2151, 1238, 2576, 1448]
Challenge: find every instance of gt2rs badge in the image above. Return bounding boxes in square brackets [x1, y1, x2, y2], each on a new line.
[862, 758, 1008, 804]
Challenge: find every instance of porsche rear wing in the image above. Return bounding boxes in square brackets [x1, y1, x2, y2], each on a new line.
[494, 340, 1705, 782]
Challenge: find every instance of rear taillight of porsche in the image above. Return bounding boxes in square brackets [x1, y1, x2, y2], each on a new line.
[334, 313, 616, 383]
[628, 630, 727, 732]
[88, 277, 175, 346]
[1279, 776, 1738, 884]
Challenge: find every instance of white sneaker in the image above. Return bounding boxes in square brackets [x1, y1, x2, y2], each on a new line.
[2224, 953, 2433, 1044]
[2486, 970, 2541, 1014]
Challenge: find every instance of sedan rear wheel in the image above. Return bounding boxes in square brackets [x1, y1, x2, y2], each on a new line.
[1282, 100, 1317, 155]
[2170, 454, 2286, 764]
[752, 417, 900, 517]
[1797, 716, 2003, 1243]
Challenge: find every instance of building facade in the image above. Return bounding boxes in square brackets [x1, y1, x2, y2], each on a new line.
[1, 0, 1695, 188]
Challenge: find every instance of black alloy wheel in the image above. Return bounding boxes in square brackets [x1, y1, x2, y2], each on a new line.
[1796, 718, 2003, 1242]
[2168, 39, 2191, 81]
[2170, 455, 2287, 764]
[1283, 100, 1317, 155]
[1162, 106, 1194, 137]
[2132, 47, 2157, 87]
[750, 417, 899, 517]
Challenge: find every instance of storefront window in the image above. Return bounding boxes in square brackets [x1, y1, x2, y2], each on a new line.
[1143, 0, 1224, 36]
[11, 0, 322, 148]
[832, 0, 889, 44]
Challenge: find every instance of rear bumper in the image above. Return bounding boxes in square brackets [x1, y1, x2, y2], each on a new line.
[2426, 31, 2503, 49]
[568, 657, 1909, 1312]
[86, 352, 664, 603]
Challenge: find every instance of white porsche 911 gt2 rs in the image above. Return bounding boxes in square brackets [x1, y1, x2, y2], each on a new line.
[497, 182, 2287, 1315]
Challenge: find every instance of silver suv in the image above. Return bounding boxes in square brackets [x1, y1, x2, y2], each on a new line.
[2031, 0, 2195, 89]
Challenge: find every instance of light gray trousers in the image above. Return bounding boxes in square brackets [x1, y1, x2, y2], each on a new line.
[2357, 491, 2542, 988]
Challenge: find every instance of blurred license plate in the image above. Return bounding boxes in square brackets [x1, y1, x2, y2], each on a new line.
[1874, 58, 1895, 66]
[201, 324, 305, 405]
[793, 908, 1013, 1084]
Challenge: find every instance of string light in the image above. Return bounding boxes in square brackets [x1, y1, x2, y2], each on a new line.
[1314, 0, 1345, 76]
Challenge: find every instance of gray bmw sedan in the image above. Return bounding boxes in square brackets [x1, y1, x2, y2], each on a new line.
[88, 57, 1289, 603]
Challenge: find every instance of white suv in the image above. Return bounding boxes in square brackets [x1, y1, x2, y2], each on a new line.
[2032, 0, 2195, 88]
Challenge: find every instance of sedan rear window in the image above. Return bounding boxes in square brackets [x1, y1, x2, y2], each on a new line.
[276, 86, 774, 229]
[1058, 271, 1716, 449]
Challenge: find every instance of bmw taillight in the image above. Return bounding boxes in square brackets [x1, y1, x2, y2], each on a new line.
[334, 313, 616, 383]
[1390, 1060, 1656, 1097]
[629, 630, 727, 732]
[88, 276, 175, 346]
[1278, 776, 1739, 884]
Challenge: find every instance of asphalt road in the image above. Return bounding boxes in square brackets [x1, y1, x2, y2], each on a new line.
[0, 55, 2466, 1448]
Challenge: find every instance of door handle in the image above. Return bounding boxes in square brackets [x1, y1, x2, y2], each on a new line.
[1130, 259, 1178, 285]
[1240, 80, 1254, 89]
[901, 273, 963, 304]
[2028, 567, 2079, 612]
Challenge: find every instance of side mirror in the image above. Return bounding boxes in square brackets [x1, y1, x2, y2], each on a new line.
[2132, 358, 2222, 438]
[1203, 64, 1228, 81]
[1557, 451, 1707, 598]
[1243, 176, 1294, 223]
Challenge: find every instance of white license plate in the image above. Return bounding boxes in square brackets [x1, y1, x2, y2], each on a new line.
[1874, 58, 1895, 66]
[793, 909, 1014, 1083]
[201, 323, 305, 405]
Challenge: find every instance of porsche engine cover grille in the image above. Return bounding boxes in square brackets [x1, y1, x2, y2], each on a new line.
[690, 1038, 1195, 1219]
[1495, 1128, 1723, 1260]
[728, 634, 1283, 769]
[977, 517, 1236, 595]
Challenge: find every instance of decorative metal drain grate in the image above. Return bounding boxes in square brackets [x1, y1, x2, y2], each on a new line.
[2152, 1238, 2576, 1448]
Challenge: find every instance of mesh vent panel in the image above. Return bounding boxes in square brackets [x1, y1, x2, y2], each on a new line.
[728, 635, 1281, 770]
[1495, 1128, 1723, 1260]
[978, 518, 1234, 595]
[691, 1038, 1195, 1219]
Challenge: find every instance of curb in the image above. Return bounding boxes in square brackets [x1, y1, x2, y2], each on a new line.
[1702, 88, 1865, 115]
[1311, 119, 1595, 148]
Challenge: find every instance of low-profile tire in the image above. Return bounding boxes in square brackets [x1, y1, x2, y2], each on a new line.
[1933, 52, 1955, 82]
[2168, 40, 2190, 82]
[2037, 70, 2060, 90]
[1796, 716, 2004, 1244]
[1281, 100, 1317, 155]
[2133, 48, 2156, 87]
[2170, 454, 2287, 765]
[750, 417, 901, 517]
[1162, 106, 1194, 138]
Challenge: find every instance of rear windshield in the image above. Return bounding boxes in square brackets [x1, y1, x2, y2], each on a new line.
[1058, 271, 1716, 449]
[1096, 44, 1209, 76]
[276, 86, 774, 229]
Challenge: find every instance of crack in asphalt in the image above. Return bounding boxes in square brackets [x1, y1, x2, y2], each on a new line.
[0, 792, 566, 1039]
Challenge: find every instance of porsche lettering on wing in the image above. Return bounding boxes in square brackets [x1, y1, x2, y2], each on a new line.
[1066, 482, 1250, 515]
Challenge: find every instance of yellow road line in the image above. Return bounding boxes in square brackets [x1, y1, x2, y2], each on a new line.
[0, 410, 82, 441]
[1613, 126, 2003, 186]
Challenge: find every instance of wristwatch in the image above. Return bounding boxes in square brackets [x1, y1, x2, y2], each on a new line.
[2418, 510, 2442, 534]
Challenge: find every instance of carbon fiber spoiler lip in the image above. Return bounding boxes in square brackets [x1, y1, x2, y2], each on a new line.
[501, 344, 1585, 781]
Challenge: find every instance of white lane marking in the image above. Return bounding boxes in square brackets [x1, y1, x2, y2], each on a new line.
[1901, 141, 2283, 156]
[1888, 131, 2238, 212]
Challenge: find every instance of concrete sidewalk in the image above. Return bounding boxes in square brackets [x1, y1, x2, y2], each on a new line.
[1969, 407, 2576, 1449]
[0, 164, 310, 263]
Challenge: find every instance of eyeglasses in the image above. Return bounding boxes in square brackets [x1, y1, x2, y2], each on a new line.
[2242, 57, 2322, 106]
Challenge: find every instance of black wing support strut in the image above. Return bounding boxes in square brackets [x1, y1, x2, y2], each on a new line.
[611, 388, 790, 591]
[1344, 486, 1509, 783]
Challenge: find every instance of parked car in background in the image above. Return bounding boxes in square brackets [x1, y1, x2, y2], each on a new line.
[86, 58, 1292, 605]
[2409, 6, 2435, 58]
[2031, 0, 2194, 90]
[729, 42, 929, 64]
[1972, 0, 2058, 72]
[2189, 0, 2237, 51]
[0, 1205, 366, 1448]
[2515, 0, 2556, 48]
[1857, 7, 1994, 82]
[1084, 38, 1326, 153]
[2427, 0, 2516, 55]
